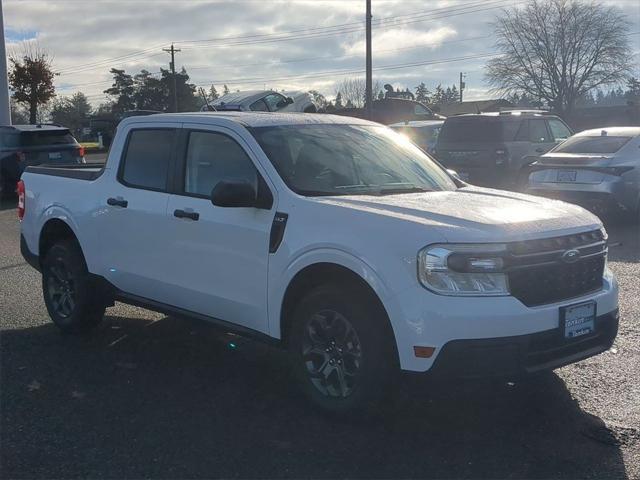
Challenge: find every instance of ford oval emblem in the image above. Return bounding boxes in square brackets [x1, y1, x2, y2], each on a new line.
[562, 249, 581, 263]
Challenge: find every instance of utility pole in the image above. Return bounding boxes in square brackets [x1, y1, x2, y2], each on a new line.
[163, 44, 181, 113]
[0, 0, 11, 125]
[459, 72, 466, 103]
[365, 0, 373, 120]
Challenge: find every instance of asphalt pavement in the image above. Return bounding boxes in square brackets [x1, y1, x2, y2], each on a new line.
[1, 198, 638, 479]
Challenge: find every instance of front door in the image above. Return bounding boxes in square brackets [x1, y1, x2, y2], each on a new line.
[164, 126, 275, 334]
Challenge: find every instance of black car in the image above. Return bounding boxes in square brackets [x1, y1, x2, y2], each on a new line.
[335, 98, 444, 125]
[0, 124, 84, 197]
[434, 111, 573, 190]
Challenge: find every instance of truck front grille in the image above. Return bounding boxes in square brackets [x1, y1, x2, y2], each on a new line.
[506, 230, 606, 307]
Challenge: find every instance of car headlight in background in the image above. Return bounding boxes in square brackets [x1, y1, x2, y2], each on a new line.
[418, 244, 509, 296]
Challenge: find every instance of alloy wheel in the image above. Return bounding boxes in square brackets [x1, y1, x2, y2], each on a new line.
[301, 309, 363, 398]
[46, 261, 76, 318]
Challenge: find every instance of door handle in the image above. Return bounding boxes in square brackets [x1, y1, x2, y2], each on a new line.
[107, 197, 128, 208]
[174, 209, 199, 221]
[535, 148, 545, 153]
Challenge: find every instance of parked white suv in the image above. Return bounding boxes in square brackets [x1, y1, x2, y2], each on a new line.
[19, 112, 619, 413]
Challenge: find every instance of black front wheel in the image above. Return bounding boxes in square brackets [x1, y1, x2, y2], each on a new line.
[289, 284, 397, 414]
[42, 239, 105, 333]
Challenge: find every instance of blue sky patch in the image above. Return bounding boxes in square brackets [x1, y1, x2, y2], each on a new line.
[5, 28, 37, 42]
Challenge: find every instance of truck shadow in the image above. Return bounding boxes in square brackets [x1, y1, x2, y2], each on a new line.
[1, 313, 630, 479]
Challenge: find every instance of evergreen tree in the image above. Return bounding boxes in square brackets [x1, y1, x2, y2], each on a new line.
[415, 82, 431, 103]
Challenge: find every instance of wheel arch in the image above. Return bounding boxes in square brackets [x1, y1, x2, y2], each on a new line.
[278, 262, 398, 362]
[39, 217, 83, 263]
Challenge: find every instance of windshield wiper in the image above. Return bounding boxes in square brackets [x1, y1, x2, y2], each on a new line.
[375, 185, 434, 196]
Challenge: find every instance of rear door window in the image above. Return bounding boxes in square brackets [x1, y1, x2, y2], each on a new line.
[250, 99, 269, 112]
[120, 129, 176, 191]
[548, 119, 572, 141]
[528, 120, 551, 143]
[263, 93, 288, 112]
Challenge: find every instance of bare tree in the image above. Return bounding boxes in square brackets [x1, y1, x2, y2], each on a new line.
[486, 0, 632, 115]
[8, 42, 56, 124]
[335, 77, 381, 108]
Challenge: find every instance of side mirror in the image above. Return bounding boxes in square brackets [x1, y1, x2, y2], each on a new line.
[211, 181, 257, 208]
[211, 179, 273, 209]
[446, 169, 461, 181]
[286, 96, 294, 105]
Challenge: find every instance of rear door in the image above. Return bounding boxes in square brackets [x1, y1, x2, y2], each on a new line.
[98, 124, 179, 301]
[164, 125, 275, 333]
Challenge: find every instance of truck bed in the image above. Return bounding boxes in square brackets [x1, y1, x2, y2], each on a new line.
[24, 163, 105, 181]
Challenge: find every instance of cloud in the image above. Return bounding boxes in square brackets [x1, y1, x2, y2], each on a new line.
[3, 0, 638, 105]
[342, 26, 458, 57]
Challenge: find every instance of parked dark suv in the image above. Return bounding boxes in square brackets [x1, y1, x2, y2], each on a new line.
[434, 111, 573, 190]
[0, 124, 84, 197]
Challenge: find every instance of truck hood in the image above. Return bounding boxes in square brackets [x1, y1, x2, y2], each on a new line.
[315, 187, 601, 243]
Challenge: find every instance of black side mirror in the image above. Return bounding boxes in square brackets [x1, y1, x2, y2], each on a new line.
[211, 179, 273, 209]
[286, 96, 294, 105]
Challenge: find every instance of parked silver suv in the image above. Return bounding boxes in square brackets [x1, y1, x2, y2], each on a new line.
[434, 111, 573, 190]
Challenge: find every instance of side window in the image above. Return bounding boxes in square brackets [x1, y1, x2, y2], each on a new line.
[515, 121, 529, 141]
[263, 93, 288, 111]
[121, 129, 175, 190]
[184, 131, 257, 197]
[529, 120, 551, 143]
[548, 119, 572, 141]
[250, 100, 268, 112]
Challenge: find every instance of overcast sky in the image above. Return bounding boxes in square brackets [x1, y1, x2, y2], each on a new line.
[4, 0, 640, 106]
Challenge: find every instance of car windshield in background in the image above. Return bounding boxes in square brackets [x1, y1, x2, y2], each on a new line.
[250, 125, 456, 196]
[438, 117, 518, 143]
[20, 131, 77, 147]
[552, 136, 632, 154]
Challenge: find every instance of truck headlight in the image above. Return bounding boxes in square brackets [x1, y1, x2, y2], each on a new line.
[418, 244, 510, 296]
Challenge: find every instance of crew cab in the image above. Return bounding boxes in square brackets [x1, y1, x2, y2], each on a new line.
[19, 112, 619, 413]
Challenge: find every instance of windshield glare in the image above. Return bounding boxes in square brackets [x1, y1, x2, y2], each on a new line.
[250, 125, 456, 196]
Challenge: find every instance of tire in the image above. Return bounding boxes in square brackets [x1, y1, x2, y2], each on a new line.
[288, 283, 397, 415]
[41, 239, 105, 333]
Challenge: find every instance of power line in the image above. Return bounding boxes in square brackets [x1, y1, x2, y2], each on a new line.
[191, 53, 501, 87]
[55, 0, 509, 75]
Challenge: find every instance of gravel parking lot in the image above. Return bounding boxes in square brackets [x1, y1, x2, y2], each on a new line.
[1, 199, 638, 479]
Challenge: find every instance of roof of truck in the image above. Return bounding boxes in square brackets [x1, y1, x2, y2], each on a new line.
[120, 111, 377, 128]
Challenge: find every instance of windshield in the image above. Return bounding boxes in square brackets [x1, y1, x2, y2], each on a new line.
[250, 125, 456, 196]
[552, 135, 632, 154]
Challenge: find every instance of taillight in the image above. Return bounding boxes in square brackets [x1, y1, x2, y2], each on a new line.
[17, 180, 25, 221]
[77, 146, 85, 158]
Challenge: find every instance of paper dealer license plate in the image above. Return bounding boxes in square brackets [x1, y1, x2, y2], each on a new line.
[561, 301, 596, 339]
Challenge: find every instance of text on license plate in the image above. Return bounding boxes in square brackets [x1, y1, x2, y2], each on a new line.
[562, 301, 596, 339]
[556, 170, 577, 182]
[48, 152, 62, 160]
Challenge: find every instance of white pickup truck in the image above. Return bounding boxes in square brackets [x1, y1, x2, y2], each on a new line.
[19, 112, 619, 413]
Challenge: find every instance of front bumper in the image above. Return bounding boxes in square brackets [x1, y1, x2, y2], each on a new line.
[427, 309, 619, 378]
